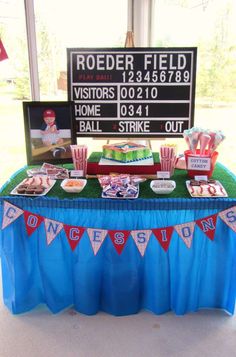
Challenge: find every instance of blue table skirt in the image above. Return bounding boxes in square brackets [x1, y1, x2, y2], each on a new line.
[1, 196, 236, 316]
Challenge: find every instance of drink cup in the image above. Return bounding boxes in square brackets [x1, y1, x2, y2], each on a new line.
[70, 145, 88, 176]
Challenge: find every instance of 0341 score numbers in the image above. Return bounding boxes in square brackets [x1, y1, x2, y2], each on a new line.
[120, 103, 149, 117]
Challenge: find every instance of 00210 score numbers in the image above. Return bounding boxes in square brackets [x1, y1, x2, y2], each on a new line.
[120, 86, 158, 100]
[121, 70, 190, 83]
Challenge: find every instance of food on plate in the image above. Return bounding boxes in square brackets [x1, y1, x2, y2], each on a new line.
[98, 174, 142, 199]
[150, 180, 176, 194]
[11, 176, 56, 196]
[16, 185, 27, 194]
[16, 184, 45, 195]
[102, 142, 152, 163]
[152, 181, 175, 189]
[64, 179, 84, 187]
[189, 180, 201, 186]
[186, 180, 227, 197]
[60, 179, 87, 193]
[27, 163, 69, 180]
[34, 187, 45, 194]
[22, 176, 53, 188]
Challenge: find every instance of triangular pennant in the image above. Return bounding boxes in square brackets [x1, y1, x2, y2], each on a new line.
[23, 211, 44, 236]
[108, 230, 130, 255]
[219, 206, 236, 233]
[174, 221, 196, 248]
[152, 226, 174, 252]
[44, 218, 63, 245]
[2, 201, 24, 229]
[196, 213, 218, 240]
[0, 39, 8, 61]
[87, 228, 107, 255]
[63, 224, 85, 251]
[131, 230, 152, 256]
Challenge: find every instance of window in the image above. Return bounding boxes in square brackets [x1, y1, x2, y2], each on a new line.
[34, 0, 128, 100]
[152, 0, 236, 173]
[0, 0, 128, 186]
[0, 0, 30, 185]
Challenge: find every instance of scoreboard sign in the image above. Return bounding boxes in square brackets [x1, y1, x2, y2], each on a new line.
[67, 47, 197, 138]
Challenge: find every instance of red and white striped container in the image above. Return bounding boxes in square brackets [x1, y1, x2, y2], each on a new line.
[70, 145, 88, 176]
[160, 145, 176, 177]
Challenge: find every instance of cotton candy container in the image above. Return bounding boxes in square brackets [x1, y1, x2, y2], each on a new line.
[183, 127, 224, 178]
[184, 149, 219, 178]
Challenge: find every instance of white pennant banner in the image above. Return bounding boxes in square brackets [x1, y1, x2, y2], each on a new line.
[219, 206, 236, 233]
[2, 201, 23, 229]
[44, 218, 64, 245]
[174, 221, 196, 249]
[87, 228, 107, 255]
[131, 230, 152, 256]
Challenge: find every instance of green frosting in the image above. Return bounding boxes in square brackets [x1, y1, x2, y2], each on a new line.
[103, 147, 152, 163]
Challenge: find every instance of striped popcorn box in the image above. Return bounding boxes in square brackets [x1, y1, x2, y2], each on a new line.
[160, 146, 176, 176]
[70, 145, 88, 176]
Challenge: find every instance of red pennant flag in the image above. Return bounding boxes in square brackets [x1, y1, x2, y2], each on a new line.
[63, 224, 85, 251]
[23, 211, 44, 236]
[152, 226, 174, 252]
[0, 39, 8, 61]
[196, 213, 218, 240]
[108, 230, 130, 255]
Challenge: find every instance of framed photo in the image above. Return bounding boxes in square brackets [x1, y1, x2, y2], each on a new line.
[23, 101, 76, 165]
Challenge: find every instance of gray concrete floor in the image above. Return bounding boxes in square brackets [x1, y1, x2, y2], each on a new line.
[0, 274, 235, 357]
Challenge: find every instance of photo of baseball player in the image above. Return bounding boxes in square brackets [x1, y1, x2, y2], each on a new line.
[40, 109, 64, 147]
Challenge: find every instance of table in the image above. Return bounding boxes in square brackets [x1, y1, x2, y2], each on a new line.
[0, 161, 236, 316]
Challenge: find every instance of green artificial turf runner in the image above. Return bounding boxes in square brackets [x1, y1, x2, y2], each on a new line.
[1, 153, 236, 199]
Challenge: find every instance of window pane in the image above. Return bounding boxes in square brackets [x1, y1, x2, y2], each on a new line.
[0, 0, 30, 186]
[152, 0, 236, 174]
[34, 0, 128, 154]
[34, 0, 128, 100]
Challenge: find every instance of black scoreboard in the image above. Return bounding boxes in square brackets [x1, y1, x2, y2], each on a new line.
[67, 47, 197, 138]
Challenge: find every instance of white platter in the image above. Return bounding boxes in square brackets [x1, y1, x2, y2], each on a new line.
[10, 179, 56, 197]
[186, 180, 228, 198]
[61, 179, 87, 193]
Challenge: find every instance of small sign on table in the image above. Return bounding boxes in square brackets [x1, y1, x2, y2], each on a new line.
[156, 171, 170, 179]
[70, 170, 84, 177]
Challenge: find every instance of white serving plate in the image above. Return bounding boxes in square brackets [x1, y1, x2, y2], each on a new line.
[150, 180, 176, 194]
[186, 180, 228, 198]
[61, 179, 87, 193]
[10, 179, 56, 196]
